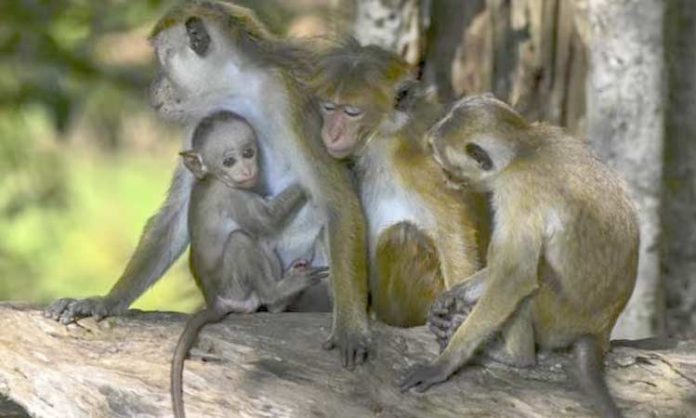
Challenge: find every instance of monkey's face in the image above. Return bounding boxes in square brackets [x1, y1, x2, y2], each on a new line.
[204, 123, 259, 189]
[428, 95, 524, 191]
[318, 98, 384, 159]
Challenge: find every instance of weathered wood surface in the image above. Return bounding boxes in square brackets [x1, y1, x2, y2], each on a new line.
[0, 303, 694, 418]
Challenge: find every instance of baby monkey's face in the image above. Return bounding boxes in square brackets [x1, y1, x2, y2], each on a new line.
[204, 122, 259, 189]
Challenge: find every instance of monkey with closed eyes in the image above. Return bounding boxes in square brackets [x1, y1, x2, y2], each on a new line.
[171, 111, 329, 418]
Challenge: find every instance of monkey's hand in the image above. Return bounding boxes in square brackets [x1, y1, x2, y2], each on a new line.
[322, 321, 372, 371]
[43, 296, 120, 324]
[399, 358, 458, 393]
[300, 266, 330, 286]
[428, 286, 476, 352]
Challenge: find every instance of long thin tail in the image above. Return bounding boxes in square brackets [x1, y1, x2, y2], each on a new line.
[171, 309, 226, 418]
[573, 335, 623, 418]
[611, 337, 677, 350]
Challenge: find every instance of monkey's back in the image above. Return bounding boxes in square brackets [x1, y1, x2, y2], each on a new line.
[520, 136, 640, 349]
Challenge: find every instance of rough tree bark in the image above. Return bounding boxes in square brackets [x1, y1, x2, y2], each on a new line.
[0, 303, 695, 418]
[451, 0, 588, 134]
[581, 0, 666, 339]
[662, 0, 696, 340]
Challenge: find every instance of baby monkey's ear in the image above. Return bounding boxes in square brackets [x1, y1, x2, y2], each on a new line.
[180, 150, 208, 179]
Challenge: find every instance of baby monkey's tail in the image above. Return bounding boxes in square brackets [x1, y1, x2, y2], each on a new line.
[573, 335, 623, 418]
[172, 308, 227, 418]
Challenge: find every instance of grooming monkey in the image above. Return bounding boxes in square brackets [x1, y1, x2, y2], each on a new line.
[400, 95, 639, 418]
[172, 111, 328, 418]
[311, 40, 482, 326]
[45, 1, 371, 368]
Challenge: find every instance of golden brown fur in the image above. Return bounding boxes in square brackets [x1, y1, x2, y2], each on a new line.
[402, 95, 639, 418]
[312, 41, 484, 326]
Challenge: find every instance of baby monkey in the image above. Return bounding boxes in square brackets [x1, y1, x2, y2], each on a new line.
[172, 111, 328, 418]
[401, 95, 639, 418]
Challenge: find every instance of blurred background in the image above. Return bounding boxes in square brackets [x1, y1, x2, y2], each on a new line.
[0, 0, 694, 340]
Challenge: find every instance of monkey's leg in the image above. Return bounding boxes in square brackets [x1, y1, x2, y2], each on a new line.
[485, 298, 536, 367]
[264, 266, 330, 312]
[573, 335, 623, 418]
[45, 166, 193, 324]
[401, 251, 539, 392]
[172, 308, 227, 418]
[373, 222, 443, 327]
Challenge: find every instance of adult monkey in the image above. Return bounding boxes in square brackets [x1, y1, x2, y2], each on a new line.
[312, 41, 483, 326]
[45, 1, 371, 368]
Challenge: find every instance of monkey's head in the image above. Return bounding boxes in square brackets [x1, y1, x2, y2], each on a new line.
[427, 94, 531, 191]
[312, 40, 420, 159]
[148, 1, 275, 122]
[181, 111, 259, 189]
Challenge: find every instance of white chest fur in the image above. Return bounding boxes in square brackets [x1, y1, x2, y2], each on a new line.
[358, 145, 433, 253]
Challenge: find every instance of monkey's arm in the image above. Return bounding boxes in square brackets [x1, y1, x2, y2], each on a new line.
[45, 166, 193, 323]
[401, 227, 542, 392]
[435, 207, 481, 289]
[243, 184, 306, 236]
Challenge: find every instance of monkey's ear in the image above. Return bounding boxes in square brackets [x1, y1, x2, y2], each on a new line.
[465, 143, 494, 171]
[180, 150, 208, 179]
[185, 17, 211, 56]
[394, 79, 419, 112]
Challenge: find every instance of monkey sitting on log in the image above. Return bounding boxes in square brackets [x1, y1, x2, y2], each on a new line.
[171, 111, 329, 418]
[311, 40, 484, 327]
[400, 94, 639, 418]
[46, 1, 371, 369]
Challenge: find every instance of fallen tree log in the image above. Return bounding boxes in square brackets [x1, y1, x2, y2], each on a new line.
[0, 302, 694, 418]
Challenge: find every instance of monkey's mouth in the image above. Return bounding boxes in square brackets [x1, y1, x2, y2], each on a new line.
[441, 169, 465, 190]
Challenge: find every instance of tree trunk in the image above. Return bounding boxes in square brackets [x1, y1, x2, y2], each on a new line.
[0, 303, 694, 418]
[352, 0, 428, 66]
[662, 0, 696, 340]
[582, 0, 666, 339]
[451, 0, 588, 134]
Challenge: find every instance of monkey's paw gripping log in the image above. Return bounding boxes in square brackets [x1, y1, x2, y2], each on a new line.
[322, 324, 373, 370]
[427, 286, 475, 351]
[43, 296, 118, 324]
[1, 304, 695, 417]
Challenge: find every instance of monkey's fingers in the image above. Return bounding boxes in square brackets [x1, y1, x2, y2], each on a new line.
[399, 362, 451, 393]
[43, 298, 74, 320]
[57, 297, 111, 324]
[428, 322, 450, 340]
[307, 267, 330, 279]
[323, 330, 372, 370]
[428, 314, 452, 329]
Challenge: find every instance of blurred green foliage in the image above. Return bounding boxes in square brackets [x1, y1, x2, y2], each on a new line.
[0, 0, 203, 311]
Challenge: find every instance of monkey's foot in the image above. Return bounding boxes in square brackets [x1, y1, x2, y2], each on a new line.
[43, 296, 117, 324]
[322, 325, 372, 370]
[485, 343, 537, 368]
[399, 360, 457, 393]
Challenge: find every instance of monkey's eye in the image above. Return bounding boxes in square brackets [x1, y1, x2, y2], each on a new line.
[185, 17, 211, 56]
[321, 102, 337, 113]
[344, 106, 363, 118]
[223, 156, 237, 167]
[465, 143, 494, 171]
[242, 148, 255, 159]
